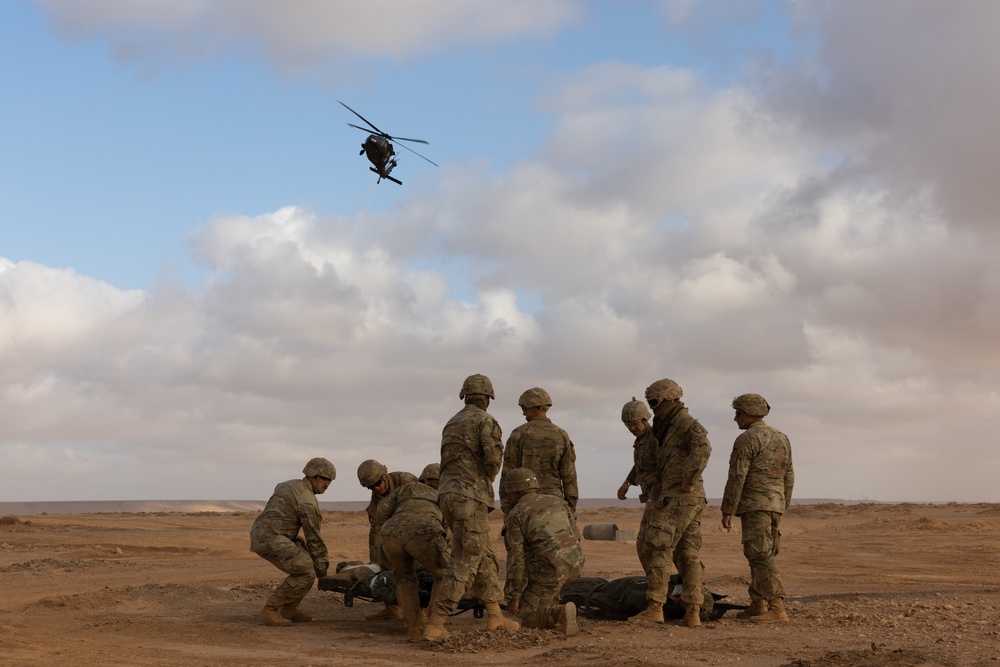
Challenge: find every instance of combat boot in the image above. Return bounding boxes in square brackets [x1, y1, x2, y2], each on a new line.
[421, 610, 450, 642]
[257, 605, 292, 626]
[406, 625, 424, 643]
[750, 598, 789, 623]
[366, 603, 403, 620]
[485, 602, 520, 632]
[629, 603, 664, 623]
[737, 599, 768, 620]
[279, 605, 313, 623]
[683, 603, 701, 627]
[550, 603, 579, 637]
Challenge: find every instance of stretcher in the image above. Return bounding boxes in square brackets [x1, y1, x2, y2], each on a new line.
[317, 566, 486, 618]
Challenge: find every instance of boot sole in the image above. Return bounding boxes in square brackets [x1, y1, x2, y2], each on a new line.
[563, 602, 579, 637]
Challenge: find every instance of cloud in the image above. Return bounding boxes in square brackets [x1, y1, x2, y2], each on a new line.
[36, 0, 581, 68]
[764, 1, 1000, 231]
[5, 2, 1000, 503]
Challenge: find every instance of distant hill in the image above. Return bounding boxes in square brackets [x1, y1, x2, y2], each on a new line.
[0, 497, 858, 516]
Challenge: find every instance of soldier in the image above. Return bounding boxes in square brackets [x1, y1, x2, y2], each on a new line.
[615, 397, 657, 575]
[502, 467, 584, 637]
[250, 457, 335, 626]
[357, 459, 417, 621]
[499, 387, 579, 518]
[721, 393, 794, 623]
[630, 378, 711, 628]
[422, 373, 520, 641]
[377, 463, 450, 642]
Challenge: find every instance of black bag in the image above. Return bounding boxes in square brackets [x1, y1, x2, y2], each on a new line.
[559, 574, 739, 621]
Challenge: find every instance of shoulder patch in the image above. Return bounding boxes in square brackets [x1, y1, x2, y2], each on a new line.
[690, 422, 707, 435]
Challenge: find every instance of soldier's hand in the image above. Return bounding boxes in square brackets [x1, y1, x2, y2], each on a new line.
[368, 513, 375, 525]
[721, 515, 733, 531]
[294, 536, 307, 549]
[681, 482, 694, 493]
[617, 481, 629, 501]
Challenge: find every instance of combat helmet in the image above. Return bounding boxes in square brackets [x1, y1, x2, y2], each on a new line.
[418, 463, 440, 489]
[502, 467, 540, 495]
[459, 373, 495, 399]
[303, 457, 336, 480]
[732, 393, 770, 417]
[357, 459, 388, 488]
[645, 378, 683, 408]
[621, 396, 652, 423]
[518, 387, 552, 409]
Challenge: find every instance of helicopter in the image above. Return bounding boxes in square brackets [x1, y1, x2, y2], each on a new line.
[338, 101, 437, 185]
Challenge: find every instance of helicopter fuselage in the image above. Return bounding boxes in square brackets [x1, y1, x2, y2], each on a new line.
[361, 135, 396, 176]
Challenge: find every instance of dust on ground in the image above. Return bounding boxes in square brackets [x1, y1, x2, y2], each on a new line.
[1, 503, 998, 666]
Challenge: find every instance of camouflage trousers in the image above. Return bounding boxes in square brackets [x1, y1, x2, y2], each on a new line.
[643, 496, 705, 606]
[636, 502, 653, 576]
[432, 493, 502, 615]
[381, 522, 451, 629]
[518, 576, 574, 629]
[251, 533, 316, 608]
[740, 510, 785, 601]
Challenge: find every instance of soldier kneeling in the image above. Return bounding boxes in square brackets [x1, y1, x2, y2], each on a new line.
[502, 467, 585, 636]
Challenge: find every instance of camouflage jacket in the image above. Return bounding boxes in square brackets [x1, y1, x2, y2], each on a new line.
[365, 470, 419, 564]
[503, 492, 585, 602]
[365, 470, 419, 522]
[650, 401, 712, 501]
[439, 404, 503, 507]
[375, 480, 443, 530]
[624, 426, 658, 503]
[499, 417, 578, 514]
[721, 420, 794, 516]
[250, 478, 328, 574]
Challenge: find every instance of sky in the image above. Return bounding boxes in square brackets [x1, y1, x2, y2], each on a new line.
[2, 0, 999, 504]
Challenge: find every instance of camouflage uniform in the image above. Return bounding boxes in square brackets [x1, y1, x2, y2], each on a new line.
[366, 470, 418, 567]
[624, 426, 658, 574]
[645, 400, 712, 608]
[250, 479, 329, 609]
[504, 492, 585, 629]
[432, 403, 505, 616]
[499, 418, 578, 515]
[378, 481, 451, 638]
[721, 420, 794, 603]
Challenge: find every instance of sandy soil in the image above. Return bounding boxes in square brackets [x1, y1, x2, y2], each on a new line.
[1, 502, 998, 667]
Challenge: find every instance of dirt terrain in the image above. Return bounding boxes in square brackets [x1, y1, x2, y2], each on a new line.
[1, 502, 998, 667]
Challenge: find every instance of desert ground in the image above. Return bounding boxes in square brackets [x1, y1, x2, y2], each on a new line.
[1, 502, 998, 667]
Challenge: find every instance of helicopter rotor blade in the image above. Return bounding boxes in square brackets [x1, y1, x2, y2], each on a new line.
[347, 122, 388, 137]
[388, 138, 439, 167]
[338, 100, 387, 136]
[386, 135, 429, 145]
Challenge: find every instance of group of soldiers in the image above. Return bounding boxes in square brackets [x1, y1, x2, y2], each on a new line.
[249, 373, 794, 641]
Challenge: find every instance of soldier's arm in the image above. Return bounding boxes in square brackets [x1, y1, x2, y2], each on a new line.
[720, 436, 751, 516]
[298, 501, 328, 577]
[783, 440, 795, 512]
[503, 516, 526, 605]
[374, 487, 401, 527]
[499, 432, 521, 513]
[561, 438, 579, 511]
[681, 425, 712, 492]
[481, 418, 504, 482]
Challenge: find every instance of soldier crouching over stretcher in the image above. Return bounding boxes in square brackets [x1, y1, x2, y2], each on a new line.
[502, 467, 584, 636]
[250, 458, 335, 626]
[377, 463, 450, 642]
